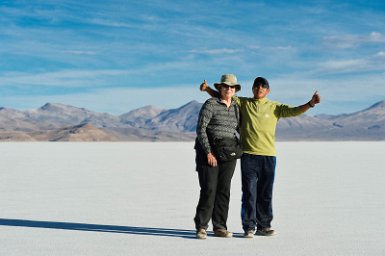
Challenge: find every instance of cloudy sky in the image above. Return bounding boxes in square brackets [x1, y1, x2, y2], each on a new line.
[1, 0, 385, 115]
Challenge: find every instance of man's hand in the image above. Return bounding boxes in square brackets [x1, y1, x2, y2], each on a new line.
[200, 80, 219, 97]
[200, 80, 208, 91]
[207, 152, 218, 167]
[309, 91, 321, 107]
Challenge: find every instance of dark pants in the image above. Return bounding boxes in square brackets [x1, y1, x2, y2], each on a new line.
[241, 153, 276, 231]
[194, 145, 236, 231]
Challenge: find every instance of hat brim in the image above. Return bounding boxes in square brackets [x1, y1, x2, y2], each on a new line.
[214, 83, 241, 92]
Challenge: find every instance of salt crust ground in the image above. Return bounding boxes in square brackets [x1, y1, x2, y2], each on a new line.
[1, 142, 384, 256]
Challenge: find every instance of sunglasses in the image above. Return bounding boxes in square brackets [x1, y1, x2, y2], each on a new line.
[221, 84, 236, 89]
[254, 83, 269, 89]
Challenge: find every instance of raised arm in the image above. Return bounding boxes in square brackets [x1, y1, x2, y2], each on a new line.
[297, 90, 321, 113]
[200, 80, 220, 98]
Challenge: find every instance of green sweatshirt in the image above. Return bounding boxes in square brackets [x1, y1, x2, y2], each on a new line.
[233, 96, 303, 156]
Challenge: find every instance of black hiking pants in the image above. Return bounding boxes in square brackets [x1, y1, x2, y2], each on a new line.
[194, 144, 236, 231]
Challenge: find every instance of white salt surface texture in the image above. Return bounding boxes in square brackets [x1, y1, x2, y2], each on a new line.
[1, 142, 384, 256]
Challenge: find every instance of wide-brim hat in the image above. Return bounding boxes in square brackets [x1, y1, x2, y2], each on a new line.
[214, 74, 241, 92]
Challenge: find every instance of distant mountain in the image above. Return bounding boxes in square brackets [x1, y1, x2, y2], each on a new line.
[31, 103, 122, 128]
[0, 103, 123, 132]
[43, 123, 120, 141]
[147, 101, 202, 132]
[119, 105, 165, 128]
[1, 100, 384, 141]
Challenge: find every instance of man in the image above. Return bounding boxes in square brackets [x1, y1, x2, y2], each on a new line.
[200, 76, 321, 238]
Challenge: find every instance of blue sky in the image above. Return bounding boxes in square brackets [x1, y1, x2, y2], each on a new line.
[1, 0, 385, 115]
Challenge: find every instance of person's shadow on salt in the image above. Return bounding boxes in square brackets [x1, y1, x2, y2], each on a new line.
[0, 218, 199, 239]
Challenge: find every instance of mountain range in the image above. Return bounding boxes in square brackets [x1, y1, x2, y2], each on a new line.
[1, 100, 384, 141]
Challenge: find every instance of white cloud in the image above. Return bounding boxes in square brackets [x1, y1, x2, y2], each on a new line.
[189, 48, 242, 55]
[270, 46, 295, 51]
[375, 51, 385, 58]
[368, 31, 385, 42]
[87, 18, 137, 28]
[313, 51, 385, 75]
[324, 32, 385, 49]
[64, 50, 97, 55]
[248, 45, 261, 50]
[318, 59, 368, 73]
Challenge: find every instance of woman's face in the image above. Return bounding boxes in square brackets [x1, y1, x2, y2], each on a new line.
[220, 84, 236, 100]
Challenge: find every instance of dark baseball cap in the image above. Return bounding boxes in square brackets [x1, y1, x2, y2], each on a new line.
[253, 77, 269, 88]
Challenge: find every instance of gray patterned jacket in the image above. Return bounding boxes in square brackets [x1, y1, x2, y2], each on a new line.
[196, 97, 240, 155]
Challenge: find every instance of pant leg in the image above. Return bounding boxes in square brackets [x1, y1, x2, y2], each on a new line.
[194, 164, 219, 230]
[241, 153, 258, 232]
[256, 156, 276, 229]
[194, 145, 220, 230]
[212, 159, 237, 230]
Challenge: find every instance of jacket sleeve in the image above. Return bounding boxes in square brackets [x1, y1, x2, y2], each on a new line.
[232, 95, 241, 106]
[196, 101, 213, 155]
[275, 103, 303, 118]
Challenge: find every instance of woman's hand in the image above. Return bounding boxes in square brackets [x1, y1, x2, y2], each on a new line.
[207, 152, 218, 167]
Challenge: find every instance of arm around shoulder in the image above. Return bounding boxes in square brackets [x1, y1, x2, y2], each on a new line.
[200, 80, 219, 98]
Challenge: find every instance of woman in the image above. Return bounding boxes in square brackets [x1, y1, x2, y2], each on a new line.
[194, 74, 241, 239]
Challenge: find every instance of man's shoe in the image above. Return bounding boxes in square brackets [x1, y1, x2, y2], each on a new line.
[244, 230, 255, 238]
[256, 228, 276, 236]
[196, 228, 207, 239]
[214, 229, 233, 238]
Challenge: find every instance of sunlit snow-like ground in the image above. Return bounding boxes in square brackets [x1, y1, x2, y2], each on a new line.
[1, 142, 384, 256]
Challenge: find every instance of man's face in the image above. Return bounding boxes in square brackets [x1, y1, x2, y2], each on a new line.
[252, 84, 270, 99]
